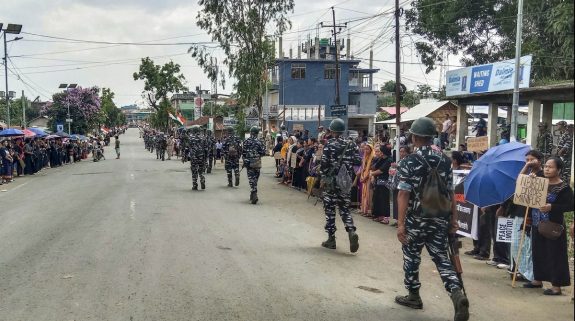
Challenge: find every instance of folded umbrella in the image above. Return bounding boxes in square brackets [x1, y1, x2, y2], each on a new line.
[464, 142, 531, 208]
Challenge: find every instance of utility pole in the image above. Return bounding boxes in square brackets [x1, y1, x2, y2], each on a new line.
[394, 0, 402, 161]
[21, 90, 25, 127]
[510, 0, 524, 142]
[3, 33, 10, 127]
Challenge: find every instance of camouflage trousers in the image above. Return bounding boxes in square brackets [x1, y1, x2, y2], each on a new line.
[156, 147, 165, 160]
[207, 154, 214, 172]
[402, 215, 461, 293]
[246, 168, 260, 192]
[190, 161, 205, 186]
[561, 157, 571, 184]
[322, 188, 356, 235]
[225, 159, 240, 181]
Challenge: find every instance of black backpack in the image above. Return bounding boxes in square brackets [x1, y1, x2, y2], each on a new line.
[414, 154, 452, 218]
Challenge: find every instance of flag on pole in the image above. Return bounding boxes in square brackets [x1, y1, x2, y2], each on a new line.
[168, 112, 183, 125]
[176, 112, 186, 125]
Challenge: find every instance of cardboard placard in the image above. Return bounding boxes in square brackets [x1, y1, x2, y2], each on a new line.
[466, 136, 489, 152]
[293, 124, 304, 131]
[513, 174, 549, 208]
[453, 170, 479, 240]
[496, 217, 514, 243]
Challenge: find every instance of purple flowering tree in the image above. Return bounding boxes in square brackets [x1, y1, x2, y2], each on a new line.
[42, 86, 102, 134]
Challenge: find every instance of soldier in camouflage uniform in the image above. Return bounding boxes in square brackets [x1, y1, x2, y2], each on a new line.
[189, 125, 206, 190]
[205, 129, 216, 173]
[395, 117, 469, 321]
[242, 126, 266, 204]
[556, 121, 573, 183]
[156, 134, 167, 161]
[180, 130, 191, 163]
[536, 122, 554, 161]
[319, 118, 361, 253]
[222, 127, 243, 187]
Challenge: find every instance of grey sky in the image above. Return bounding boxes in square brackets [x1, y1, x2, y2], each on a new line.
[1, 0, 443, 107]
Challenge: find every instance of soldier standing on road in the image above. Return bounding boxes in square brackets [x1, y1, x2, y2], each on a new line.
[189, 125, 206, 190]
[205, 130, 216, 173]
[556, 121, 573, 183]
[319, 118, 361, 253]
[114, 136, 120, 159]
[242, 126, 266, 204]
[394, 117, 469, 321]
[222, 127, 243, 187]
[536, 122, 553, 161]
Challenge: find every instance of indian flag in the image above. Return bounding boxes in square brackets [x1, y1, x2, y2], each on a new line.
[176, 112, 186, 125]
[169, 112, 183, 125]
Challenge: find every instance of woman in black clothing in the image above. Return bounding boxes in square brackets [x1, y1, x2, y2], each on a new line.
[524, 157, 573, 295]
[272, 137, 283, 177]
[371, 144, 393, 224]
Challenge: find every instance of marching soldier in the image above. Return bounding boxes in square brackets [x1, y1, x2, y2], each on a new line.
[205, 129, 216, 173]
[189, 125, 206, 190]
[242, 126, 266, 204]
[394, 117, 469, 321]
[556, 121, 573, 183]
[319, 118, 361, 253]
[536, 122, 553, 161]
[222, 127, 243, 187]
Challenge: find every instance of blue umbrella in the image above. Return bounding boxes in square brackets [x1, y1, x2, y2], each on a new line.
[28, 128, 48, 137]
[464, 141, 531, 208]
[0, 128, 24, 137]
[70, 134, 81, 141]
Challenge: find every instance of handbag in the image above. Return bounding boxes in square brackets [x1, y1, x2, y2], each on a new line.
[538, 221, 564, 240]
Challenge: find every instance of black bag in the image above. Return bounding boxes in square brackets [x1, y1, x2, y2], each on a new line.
[538, 221, 564, 240]
[414, 154, 452, 218]
[228, 144, 239, 158]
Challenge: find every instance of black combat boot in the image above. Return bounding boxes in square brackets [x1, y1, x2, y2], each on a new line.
[348, 230, 359, 253]
[250, 191, 258, 204]
[192, 184, 198, 191]
[227, 174, 233, 187]
[395, 290, 423, 309]
[207, 167, 211, 174]
[450, 288, 469, 321]
[235, 176, 240, 186]
[321, 234, 336, 249]
[201, 181, 206, 190]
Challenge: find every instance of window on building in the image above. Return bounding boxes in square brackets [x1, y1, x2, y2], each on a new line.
[324, 64, 340, 79]
[291, 63, 306, 79]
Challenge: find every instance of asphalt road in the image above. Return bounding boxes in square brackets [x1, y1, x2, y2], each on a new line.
[0, 129, 573, 321]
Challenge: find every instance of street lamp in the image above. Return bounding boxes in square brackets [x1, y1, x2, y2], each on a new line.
[59, 83, 77, 133]
[1, 23, 23, 127]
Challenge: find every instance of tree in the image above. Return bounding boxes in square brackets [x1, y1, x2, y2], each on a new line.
[133, 57, 187, 110]
[402, 90, 420, 107]
[100, 88, 125, 127]
[405, 0, 574, 80]
[381, 80, 397, 93]
[376, 111, 391, 122]
[190, 0, 294, 134]
[416, 84, 433, 98]
[42, 87, 101, 134]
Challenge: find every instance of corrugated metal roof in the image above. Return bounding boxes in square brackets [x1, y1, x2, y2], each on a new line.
[376, 100, 458, 124]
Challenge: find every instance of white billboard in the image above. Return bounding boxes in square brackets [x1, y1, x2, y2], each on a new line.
[446, 55, 532, 97]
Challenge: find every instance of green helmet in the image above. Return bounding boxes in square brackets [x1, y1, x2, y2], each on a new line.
[191, 125, 201, 134]
[206, 129, 213, 136]
[409, 117, 437, 137]
[226, 127, 235, 134]
[329, 118, 345, 133]
[250, 126, 260, 135]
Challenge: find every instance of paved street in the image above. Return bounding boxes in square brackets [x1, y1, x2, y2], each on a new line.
[0, 129, 572, 321]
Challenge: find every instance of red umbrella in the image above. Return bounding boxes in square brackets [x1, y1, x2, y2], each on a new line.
[22, 129, 37, 138]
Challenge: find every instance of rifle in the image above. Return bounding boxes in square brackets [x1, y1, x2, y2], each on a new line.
[448, 233, 466, 296]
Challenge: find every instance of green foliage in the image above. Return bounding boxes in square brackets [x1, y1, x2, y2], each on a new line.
[381, 80, 396, 93]
[402, 90, 419, 107]
[417, 84, 433, 98]
[376, 111, 391, 122]
[147, 99, 174, 131]
[44, 87, 101, 134]
[406, 0, 574, 80]
[100, 88, 125, 127]
[133, 57, 187, 110]
[377, 81, 420, 107]
[190, 0, 294, 113]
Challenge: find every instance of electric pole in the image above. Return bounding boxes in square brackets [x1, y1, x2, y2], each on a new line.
[394, 0, 402, 161]
[510, 0, 524, 142]
[321, 7, 347, 106]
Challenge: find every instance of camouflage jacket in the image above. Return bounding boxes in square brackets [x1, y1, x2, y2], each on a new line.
[242, 136, 266, 166]
[557, 131, 573, 159]
[189, 134, 206, 162]
[222, 135, 243, 160]
[397, 145, 453, 219]
[319, 137, 361, 178]
[536, 131, 554, 155]
[205, 135, 216, 157]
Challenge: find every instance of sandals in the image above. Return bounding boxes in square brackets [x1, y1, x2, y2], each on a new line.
[522, 283, 543, 289]
[543, 289, 562, 296]
[382, 217, 390, 225]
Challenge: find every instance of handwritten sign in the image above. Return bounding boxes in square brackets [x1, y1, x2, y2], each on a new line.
[466, 136, 489, 152]
[496, 217, 514, 243]
[513, 174, 549, 208]
[292, 124, 304, 131]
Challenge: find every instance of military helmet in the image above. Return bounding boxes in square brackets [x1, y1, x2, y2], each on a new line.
[250, 126, 260, 135]
[191, 125, 201, 134]
[206, 129, 213, 136]
[329, 118, 345, 133]
[226, 126, 235, 134]
[409, 117, 437, 137]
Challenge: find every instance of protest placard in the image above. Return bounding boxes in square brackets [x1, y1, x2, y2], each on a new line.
[292, 124, 304, 131]
[513, 174, 549, 208]
[466, 136, 489, 152]
[453, 170, 479, 239]
[496, 217, 514, 243]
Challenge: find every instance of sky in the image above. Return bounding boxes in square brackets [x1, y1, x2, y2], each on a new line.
[1, 0, 445, 107]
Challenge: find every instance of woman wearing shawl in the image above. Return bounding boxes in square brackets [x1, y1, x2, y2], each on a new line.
[370, 144, 392, 224]
[523, 157, 573, 295]
[358, 143, 374, 217]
